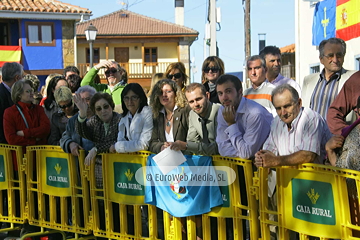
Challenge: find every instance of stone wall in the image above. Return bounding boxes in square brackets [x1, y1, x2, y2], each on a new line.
[62, 20, 75, 67]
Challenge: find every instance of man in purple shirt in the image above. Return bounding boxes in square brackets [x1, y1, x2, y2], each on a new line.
[216, 74, 273, 159]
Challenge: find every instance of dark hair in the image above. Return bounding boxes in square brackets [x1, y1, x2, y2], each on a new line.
[67, 74, 82, 93]
[216, 74, 242, 92]
[63, 66, 80, 76]
[89, 92, 115, 114]
[271, 84, 299, 104]
[185, 83, 207, 96]
[121, 83, 148, 117]
[319, 38, 346, 57]
[44, 75, 68, 110]
[259, 46, 281, 58]
[247, 55, 266, 69]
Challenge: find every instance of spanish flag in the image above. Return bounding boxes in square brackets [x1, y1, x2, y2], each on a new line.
[0, 46, 21, 67]
[336, 0, 360, 41]
[312, 0, 360, 45]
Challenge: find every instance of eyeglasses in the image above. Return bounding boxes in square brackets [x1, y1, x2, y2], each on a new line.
[123, 95, 140, 102]
[204, 67, 219, 73]
[59, 100, 73, 109]
[95, 104, 111, 112]
[323, 53, 344, 59]
[105, 68, 119, 75]
[167, 73, 182, 79]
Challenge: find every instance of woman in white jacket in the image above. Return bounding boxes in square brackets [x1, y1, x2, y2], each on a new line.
[110, 83, 153, 153]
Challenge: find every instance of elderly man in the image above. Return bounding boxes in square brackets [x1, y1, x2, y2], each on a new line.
[302, 38, 356, 121]
[255, 84, 332, 168]
[60, 86, 96, 156]
[0, 62, 23, 143]
[80, 60, 127, 113]
[259, 46, 301, 95]
[216, 74, 272, 159]
[243, 55, 276, 116]
[169, 83, 220, 155]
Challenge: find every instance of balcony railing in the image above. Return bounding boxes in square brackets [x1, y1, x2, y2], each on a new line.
[77, 62, 173, 79]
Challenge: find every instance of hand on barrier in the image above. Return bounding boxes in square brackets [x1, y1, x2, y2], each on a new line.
[70, 142, 83, 156]
[255, 150, 278, 168]
[85, 147, 97, 166]
[325, 135, 345, 166]
[109, 144, 116, 153]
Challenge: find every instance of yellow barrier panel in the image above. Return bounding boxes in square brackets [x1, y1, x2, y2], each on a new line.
[258, 164, 359, 240]
[25, 146, 92, 235]
[0, 144, 26, 227]
[89, 151, 156, 239]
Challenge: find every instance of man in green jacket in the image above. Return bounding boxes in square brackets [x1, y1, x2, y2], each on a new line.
[80, 60, 127, 113]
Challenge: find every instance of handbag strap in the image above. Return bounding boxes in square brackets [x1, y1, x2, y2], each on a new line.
[16, 105, 29, 129]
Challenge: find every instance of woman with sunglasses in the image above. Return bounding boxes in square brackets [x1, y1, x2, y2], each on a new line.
[48, 86, 78, 145]
[74, 92, 121, 188]
[201, 56, 225, 103]
[149, 79, 190, 153]
[4, 79, 50, 151]
[42, 75, 69, 119]
[164, 62, 188, 92]
[109, 83, 153, 153]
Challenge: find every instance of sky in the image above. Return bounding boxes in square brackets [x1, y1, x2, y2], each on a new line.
[69, 0, 295, 82]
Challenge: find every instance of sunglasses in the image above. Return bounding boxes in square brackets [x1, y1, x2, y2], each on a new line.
[105, 68, 119, 75]
[204, 67, 219, 73]
[167, 73, 182, 79]
[95, 104, 111, 112]
[59, 100, 73, 109]
[123, 96, 140, 102]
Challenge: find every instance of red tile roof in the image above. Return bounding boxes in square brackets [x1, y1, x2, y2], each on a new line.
[280, 43, 295, 53]
[76, 9, 198, 36]
[0, 0, 91, 14]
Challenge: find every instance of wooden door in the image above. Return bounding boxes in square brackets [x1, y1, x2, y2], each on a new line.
[114, 47, 129, 76]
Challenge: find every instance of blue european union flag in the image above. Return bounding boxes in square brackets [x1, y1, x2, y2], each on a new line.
[145, 154, 223, 217]
[312, 0, 336, 46]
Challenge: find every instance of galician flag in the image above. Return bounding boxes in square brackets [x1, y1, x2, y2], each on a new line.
[0, 46, 21, 67]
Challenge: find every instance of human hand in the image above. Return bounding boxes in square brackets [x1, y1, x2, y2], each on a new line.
[325, 135, 344, 152]
[160, 142, 171, 152]
[16, 130, 24, 137]
[170, 141, 187, 151]
[69, 142, 83, 156]
[223, 106, 236, 126]
[73, 93, 88, 118]
[84, 148, 97, 166]
[109, 144, 116, 153]
[255, 150, 278, 168]
[95, 60, 113, 70]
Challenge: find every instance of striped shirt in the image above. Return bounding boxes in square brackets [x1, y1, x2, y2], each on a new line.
[244, 81, 277, 117]
[263, 107, 332, 164]
[310, 69, 343, 120]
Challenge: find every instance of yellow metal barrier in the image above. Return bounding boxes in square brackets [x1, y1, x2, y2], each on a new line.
[0, 144, 26, 231]
[258, 164, 360, 240]
[25, 145, 92, 237]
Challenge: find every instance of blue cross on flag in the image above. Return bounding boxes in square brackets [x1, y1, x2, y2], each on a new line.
[312, 0, 336, 46]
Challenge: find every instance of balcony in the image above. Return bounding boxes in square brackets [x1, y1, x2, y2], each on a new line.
[77, 62, 173, 80]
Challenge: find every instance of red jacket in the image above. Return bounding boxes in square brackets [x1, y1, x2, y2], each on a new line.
[4, 101, 50, 146]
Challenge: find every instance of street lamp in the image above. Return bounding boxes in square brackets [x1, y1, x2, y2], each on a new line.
[85, 23, 97, 68]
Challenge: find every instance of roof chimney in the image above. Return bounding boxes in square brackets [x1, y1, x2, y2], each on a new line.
[175, 0, 184, 26]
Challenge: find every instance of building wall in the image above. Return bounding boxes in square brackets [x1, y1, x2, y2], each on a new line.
[295, 0, 360, 87]
[21, 19, 63, 71]
[62, 20, 75, 67]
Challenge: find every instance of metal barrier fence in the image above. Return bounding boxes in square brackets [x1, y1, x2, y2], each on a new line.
[0, 144, 359, 239]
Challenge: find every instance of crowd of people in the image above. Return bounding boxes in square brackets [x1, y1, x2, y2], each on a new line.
[0, 37, 359, 239]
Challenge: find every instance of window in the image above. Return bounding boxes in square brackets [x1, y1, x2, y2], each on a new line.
[25, 22, 55, 46]
[309, 64, 320, 74]
[86, 48, 100, 64]
[355, 55, 360, 70]
[144, 47, 157, 63]
[0, 22, 9, 45]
